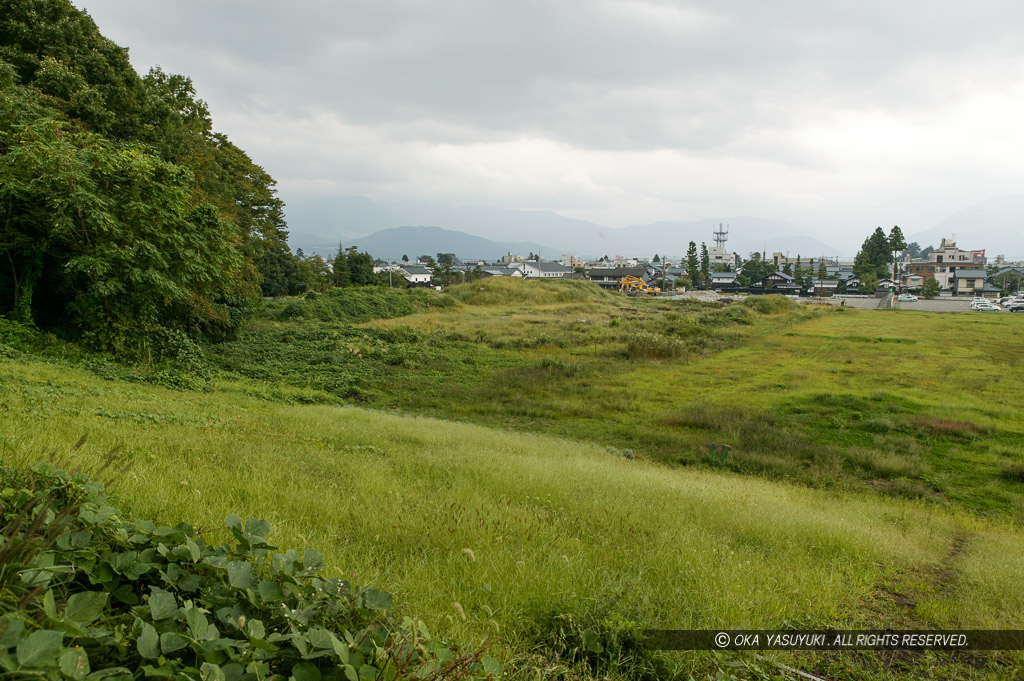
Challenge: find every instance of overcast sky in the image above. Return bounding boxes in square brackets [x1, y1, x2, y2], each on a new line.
[82, 1, 1024, 244]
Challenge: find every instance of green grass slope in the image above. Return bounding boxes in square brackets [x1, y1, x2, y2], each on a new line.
[1, 357, 1022, 679]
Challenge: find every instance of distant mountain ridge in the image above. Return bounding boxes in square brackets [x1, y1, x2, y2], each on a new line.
[345, 226, 554, 262]
[285, 196, 844, 260]
[908, 195, 1024, 257]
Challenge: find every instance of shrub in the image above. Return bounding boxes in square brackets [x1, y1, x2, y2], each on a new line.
[742, 295, 797, 314]
[530, 605, 667, 681]
[279, 287, 451, 323]
[0, 464, 499, 681]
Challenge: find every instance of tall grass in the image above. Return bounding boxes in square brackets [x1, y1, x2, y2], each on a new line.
[445, 278, 615, 306]
[1, 357, 1021, 679]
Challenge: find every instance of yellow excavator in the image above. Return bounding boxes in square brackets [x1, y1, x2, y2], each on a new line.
[618, 276, 661, 295]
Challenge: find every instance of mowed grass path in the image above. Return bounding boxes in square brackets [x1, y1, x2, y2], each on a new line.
[1, 356, 1022, 679]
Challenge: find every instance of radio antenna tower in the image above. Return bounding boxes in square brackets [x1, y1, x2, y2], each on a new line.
[713, 223, 729, 248]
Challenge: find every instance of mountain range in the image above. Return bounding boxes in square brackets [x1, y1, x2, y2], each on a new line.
[284, 194, 1024, 262]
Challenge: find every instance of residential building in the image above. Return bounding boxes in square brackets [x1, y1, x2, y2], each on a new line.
[514, 262, 572, 279]
[585, 267, 647, 289]
[906, 238, 986, 290]
[400, 265, 433, 286]
[480, 267, 524, 278]
[951, 269, 999, 298]
[709, 271, 737, 288]
[708, 247, 738, 269]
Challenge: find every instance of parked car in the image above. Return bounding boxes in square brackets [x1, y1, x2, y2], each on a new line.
[973, 302, 1001, 311]
[897, 293, 917, 302]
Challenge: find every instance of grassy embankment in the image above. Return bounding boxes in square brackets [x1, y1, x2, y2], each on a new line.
[210, 278, 1024, 516]
[2, 279, 1023, 680]
[1, 356, 1023, 680]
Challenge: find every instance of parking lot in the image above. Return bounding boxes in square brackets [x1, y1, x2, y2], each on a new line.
[815, 296, 1013, 312]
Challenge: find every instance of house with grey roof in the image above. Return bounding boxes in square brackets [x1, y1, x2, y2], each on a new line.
[516, 262, 572, 279]
[400, 265, 433, 286]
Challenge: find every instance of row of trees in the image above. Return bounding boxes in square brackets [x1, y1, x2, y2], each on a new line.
[0, 0, 314, 354]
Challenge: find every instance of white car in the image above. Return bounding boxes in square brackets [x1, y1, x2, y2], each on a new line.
[973, 302, 1000, 311]
[897, 293, 917, 302]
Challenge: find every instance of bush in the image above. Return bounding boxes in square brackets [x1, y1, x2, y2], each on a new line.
[530, 604, 667, 681]
[0, 464, 499, 681]
[280, 287, 453, 323]
[742, 295, 798, 314]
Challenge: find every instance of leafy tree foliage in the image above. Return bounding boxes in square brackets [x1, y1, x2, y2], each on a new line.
[0, 0, 313, 356]
[699, 243, 710, 282]
[0, 67, 253, 354]
[736, 252, 774, 286]
[853, 227, 892, 284]
[685, 241, 700, 287]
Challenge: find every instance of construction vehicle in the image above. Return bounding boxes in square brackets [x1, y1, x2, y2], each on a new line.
[618, 276, 661, 296]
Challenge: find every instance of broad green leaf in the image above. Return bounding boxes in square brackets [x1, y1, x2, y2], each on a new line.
[225, 515, 242, 532]
[226, 561, 253, 590]
[147, 588, 177, 620]
[258, 580, 283, 603]
[59, 647, 90, 680]
[0, 616, 24, 647]
[343, 665, 358, 681]
[481, 656, 502, 675]
[361, 588, 392, 611]
[290, 662, 320, 681]
[200, 663, 225, 681]
[65, 592, 108, 625]
[330, 636, 350, 665]
[246, 619, 265, 640]
[160, 632, 189, 655]
[221, 663, 244, 681]
[185, 539, 201, 562]
[16, 629, 62, 667]
[244, 519, 270, 540]
[137, 624, 159, 660]
[43, 590, 58, 620]
[185, 606, 208, 640]
[302, 549, 322, 570]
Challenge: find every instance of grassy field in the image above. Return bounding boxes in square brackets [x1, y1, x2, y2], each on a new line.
[209, 279, 1024, 517]
[2, 279, 1023, 680]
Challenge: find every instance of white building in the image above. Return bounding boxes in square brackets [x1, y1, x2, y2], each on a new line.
[710, 247, 738, 268]
[512, 262, 572, 278]
[400, 265, 433, 286]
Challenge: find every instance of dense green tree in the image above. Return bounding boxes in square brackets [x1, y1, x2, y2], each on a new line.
[699, 243, 710, 282]
[345, 246, 374, 286]
[685, 241, 700, 287]
[0, 76, 252, 351]
[736, 252, 774, 286]
[0, 0, 328, 350]
[887, 225, 907, 286]
[921, 278, 941, 299]
[853, 227, 891, 284]
[331, 244, 351, 287]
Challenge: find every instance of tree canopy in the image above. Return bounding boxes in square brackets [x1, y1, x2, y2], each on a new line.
[0, 0, 315, 355]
